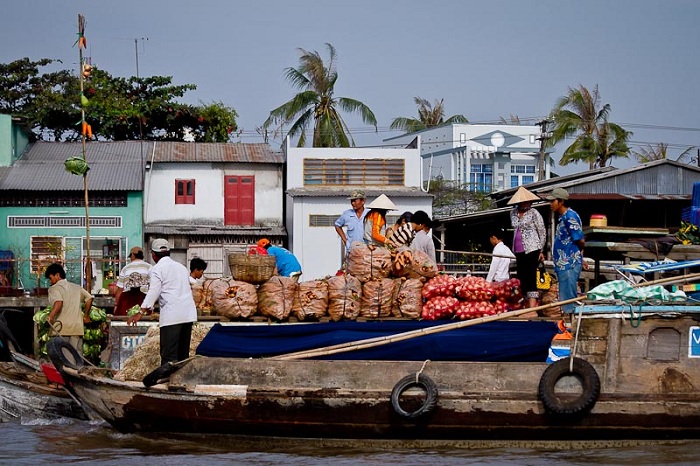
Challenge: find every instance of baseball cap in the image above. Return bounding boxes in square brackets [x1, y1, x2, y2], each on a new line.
[129, 246, 143, 256]
[544, 187, 570, 201]
[347, 190, 366, 200]
[257, 238, 271, 248]
[151, 238, 170, 252]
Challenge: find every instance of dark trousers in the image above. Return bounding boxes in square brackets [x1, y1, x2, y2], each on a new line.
[159, 322, 193, 366]
[515, 250, 540, 297]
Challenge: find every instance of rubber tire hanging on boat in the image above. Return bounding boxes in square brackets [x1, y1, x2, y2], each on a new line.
[47, 338, 84, 373]
[391, 374, 439, 419]
[538, 357, 600, 415]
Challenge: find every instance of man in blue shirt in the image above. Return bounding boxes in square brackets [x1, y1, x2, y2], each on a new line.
[257, 239, 302, 282]
[334, 190, 368, 256]
[546, 188, 586, 313]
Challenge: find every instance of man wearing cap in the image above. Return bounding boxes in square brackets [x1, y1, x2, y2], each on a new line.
[113, 246, 152, 316]
[335, 190, 368, 255]
[546, 188, 586, 313]
[127, 239, 197, 367]
[257, 239, 302, 282]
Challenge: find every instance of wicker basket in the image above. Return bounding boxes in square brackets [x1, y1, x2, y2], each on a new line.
[228, 253, 276, 284]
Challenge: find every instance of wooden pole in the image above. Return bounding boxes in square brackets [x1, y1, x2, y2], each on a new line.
[272, 272, 700, 361]
[78, 14, 92, 292]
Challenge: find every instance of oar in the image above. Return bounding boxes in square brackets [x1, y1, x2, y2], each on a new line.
[272, 272, 700, 361]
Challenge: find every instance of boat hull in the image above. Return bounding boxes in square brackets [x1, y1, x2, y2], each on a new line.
[58, 357, 700, 439]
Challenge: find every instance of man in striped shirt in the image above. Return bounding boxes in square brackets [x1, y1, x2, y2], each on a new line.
[113, 246, 151, 316]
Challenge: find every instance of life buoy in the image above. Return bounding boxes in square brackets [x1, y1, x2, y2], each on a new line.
[538, 357, 600, 415]
[47, 338, 84, 373]
[390, 374, 438, 419]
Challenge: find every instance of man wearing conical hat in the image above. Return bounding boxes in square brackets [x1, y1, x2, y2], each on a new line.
[363, 194, 398, 247]
[508, 186, 547, 309]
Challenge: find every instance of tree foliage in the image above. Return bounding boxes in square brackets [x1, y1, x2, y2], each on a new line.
[548, 84, 631, 168]
[429, 177, 493, 217]
[264, 43, 377, 147]
[390, 97, 468, 134]
[0, 57, 238, 142]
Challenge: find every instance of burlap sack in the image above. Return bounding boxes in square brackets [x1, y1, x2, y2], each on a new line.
[327, 274, 362, 321]
[210, 278, 258, 319]
[257, 276, 297, 321]
[392, 247, 438, 279]
[391, 278, 423, 319]
[360, 278, 395, 318]
[539, 281, 562, 318]
[192, 278, 217, 314]
[292, 280, 329, 321]
[346, 243, 392, 282]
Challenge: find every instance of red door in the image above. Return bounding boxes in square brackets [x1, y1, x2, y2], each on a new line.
[224, 175, 255, 225]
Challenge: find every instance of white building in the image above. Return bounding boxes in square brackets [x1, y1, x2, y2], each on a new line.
[284, 137, 433, 280]
[385, 123, 550, 192]
[143, 141, 285, 275]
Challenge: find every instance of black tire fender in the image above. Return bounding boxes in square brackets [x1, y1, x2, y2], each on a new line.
[47, 338, 84, 373]
[538, 357, 600, 415]
[391, 374, 438, 419]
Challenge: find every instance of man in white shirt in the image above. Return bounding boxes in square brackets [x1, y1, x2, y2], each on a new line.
[127, 239, 197, 367]
[486, 229, 516, 283]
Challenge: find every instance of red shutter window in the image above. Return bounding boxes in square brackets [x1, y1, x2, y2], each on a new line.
[175, 179, 196, 204]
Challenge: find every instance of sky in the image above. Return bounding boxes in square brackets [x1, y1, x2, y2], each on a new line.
[2, 0, 699, 175]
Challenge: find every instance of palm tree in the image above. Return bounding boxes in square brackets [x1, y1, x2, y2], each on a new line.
[549, 84, 631, 168]
[264, 43, 377, 147]
[633, 143, 670, 163]
[390, 97, 468, 134]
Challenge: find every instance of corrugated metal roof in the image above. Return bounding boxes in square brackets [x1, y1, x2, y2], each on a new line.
[153, 141, 284, 163]
[0, 141, 151, 191]
[286, 186, 433, 198]
[144, 224, 287, 237]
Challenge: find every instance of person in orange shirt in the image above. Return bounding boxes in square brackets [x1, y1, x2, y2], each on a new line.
[363, 194, 398, 247]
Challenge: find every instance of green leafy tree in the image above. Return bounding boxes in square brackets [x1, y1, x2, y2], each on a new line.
[390, 97, 468, 134]
[0, 57, 238, 142]
[264, 43, 377, 147]
[548, 84, 631, 168]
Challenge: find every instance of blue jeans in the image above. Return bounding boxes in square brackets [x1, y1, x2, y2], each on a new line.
[556, 263, 582, 313]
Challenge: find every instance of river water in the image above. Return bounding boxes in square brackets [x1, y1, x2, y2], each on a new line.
[2, 418, 700, 465]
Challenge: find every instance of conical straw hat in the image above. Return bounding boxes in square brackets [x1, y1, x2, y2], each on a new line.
[507, 186, 541, 205]
[366, 194, 397, 211]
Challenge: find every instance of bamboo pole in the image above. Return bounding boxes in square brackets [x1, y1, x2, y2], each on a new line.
[272, 272, 700, 361]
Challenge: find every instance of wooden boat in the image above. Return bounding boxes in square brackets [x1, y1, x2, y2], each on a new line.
[0, 310, 88, 422]
[48, 298, 700, 440]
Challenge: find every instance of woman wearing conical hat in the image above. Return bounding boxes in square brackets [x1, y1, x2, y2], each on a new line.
[363, 194, 398, 247]
[508, 186, 547, 309]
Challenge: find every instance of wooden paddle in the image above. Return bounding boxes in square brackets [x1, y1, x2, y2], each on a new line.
[272, 272, 700, 361]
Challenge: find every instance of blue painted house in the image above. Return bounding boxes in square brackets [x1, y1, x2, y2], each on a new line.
[0, 115, 148, 292]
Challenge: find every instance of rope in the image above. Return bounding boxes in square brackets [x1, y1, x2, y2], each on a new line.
[415, 359, 430, 383]
[570, 301, 585, 372]
[629, 304, 643, 328]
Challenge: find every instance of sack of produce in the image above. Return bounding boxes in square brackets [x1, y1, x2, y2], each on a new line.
[346, 243, 392, 282]
[360, 278, 395, 318]
[327, 274, 362, 321]
[258, 276, 297, 321]
[210, 278, 258, 319]
[539, 281, 561, 318]
[392, 247, 438, 279]
[292, 280, 329, 321]
[454, 275, 493, 301]
[421, 275, 457, 300]
[422, 295, 459, 320]
[391, 278, 423, 319]
[192, 278, 217, 314]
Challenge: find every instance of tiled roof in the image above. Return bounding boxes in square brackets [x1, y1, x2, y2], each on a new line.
[153, 141, 284, 163]
[0, 141, 151, 191]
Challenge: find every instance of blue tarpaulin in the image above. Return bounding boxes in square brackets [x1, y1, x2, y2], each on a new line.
[196, 320, 559, 362]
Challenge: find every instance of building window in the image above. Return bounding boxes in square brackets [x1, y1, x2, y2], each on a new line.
[303, 159, 404, 186]
[469, 164, 493, 193]
[175, 179, 195, 204]
[510, 165, 536, 188]
[31, 236, 64, 275]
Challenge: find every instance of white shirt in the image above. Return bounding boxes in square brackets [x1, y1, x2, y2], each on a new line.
[486, 241, 515, 283]
[116, 259, 151, 292]
[141, 256, 197, 327]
